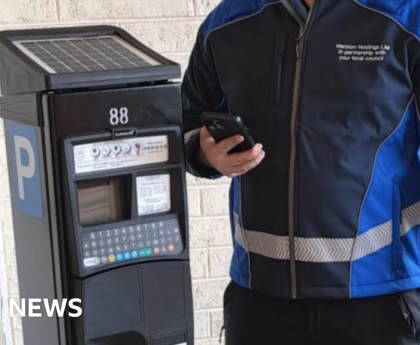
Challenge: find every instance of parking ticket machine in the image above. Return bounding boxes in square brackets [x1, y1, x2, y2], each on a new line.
[0, 26, 193, 345]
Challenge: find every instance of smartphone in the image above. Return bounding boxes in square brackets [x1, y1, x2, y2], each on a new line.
[201, 112, 255, 154]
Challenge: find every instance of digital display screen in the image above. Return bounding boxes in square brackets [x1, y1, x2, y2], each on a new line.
[77, 179, 127, 226]
[136, 174, 171, 216]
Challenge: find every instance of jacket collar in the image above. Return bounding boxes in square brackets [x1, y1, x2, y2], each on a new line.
[280, 0, 309, 25]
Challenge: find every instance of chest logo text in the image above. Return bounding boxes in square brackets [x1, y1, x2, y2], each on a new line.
[336, 43, 390, 62]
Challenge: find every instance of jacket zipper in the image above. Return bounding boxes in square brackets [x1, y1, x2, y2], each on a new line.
[288, 1, 319, 299]
[275, 33, 287, 105]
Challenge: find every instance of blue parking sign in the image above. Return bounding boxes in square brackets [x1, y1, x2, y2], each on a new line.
[8, 122, 43, 218]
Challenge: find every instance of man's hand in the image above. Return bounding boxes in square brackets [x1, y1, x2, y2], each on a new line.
[196, 126, 265, 178]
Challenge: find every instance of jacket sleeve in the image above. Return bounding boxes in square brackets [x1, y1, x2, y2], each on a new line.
[182, 25, 226, 179]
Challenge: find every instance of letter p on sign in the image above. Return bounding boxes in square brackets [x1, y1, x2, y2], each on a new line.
[8, 122, 43, 218]
[14, 136, 35, 200]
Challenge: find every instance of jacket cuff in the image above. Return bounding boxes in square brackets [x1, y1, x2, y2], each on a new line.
[185, 128, 223, 179]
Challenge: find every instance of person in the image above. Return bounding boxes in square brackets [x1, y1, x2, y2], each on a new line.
[182, 0, 420, 343]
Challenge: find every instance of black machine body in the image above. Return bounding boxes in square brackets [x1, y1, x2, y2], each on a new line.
[0, 26, 193, 345]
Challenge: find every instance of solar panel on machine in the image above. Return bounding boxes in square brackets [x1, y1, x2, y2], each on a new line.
[12, 35, 162, 74]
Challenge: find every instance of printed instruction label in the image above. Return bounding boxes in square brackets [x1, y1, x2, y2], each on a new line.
[136, 174, 171, 216]
[336, 43, 390, 62]
[73, 135, 169, 175]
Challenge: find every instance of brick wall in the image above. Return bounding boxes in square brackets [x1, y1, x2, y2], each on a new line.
[0, 0, 232, 344]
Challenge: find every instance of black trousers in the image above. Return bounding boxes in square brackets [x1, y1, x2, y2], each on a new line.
[223, 281, 420, 345]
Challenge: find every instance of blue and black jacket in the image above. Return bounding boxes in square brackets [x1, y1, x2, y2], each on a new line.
[182, 0, 420, 299]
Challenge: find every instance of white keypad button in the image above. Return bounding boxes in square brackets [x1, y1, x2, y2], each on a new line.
[84, 257, 100, 267]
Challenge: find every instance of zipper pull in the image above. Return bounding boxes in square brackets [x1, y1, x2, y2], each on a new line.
[295, 27, 304, 59]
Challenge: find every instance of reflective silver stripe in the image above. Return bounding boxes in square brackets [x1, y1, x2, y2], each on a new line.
[352, 221, 392, 261]
[246, 229, 290, 260]
[234, 201, 420, 263]
[353, 201, 420, 260]
[233, 213, 248, 250]
[401, 201, 420, 236]
[234, 218, 286, 259]
[295, 237, 353, 262]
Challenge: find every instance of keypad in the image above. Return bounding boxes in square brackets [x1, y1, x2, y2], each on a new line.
[82, 218, 182, 269]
